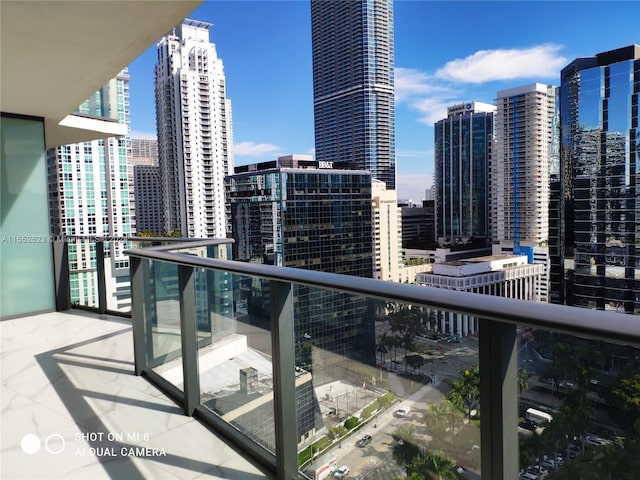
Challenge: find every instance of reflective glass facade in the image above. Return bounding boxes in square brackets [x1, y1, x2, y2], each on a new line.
[434, 105, 494, 244]
[552, 45, 639, 313]
[311, 0, 396, 189]
[226, 166, 375, 382]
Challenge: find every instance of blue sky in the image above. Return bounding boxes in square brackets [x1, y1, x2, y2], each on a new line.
[128, 1, 640, 201]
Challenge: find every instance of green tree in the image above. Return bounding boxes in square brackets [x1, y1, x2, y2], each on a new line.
[423, 400, 463, 439]
[407, 451, 458, 480]
[605, 373, 640, 433]
[539, 412, 570, 469]
[561, 392, 592, 449]
[391, 424, 421, 467]
[519, 431, 545, 470]
[388, 335, 403, 364]
[518, 367, 529, 394]
[388, 306, 427, 352]
[405, 354, 426, 374]
[376, 333, 391, 364]
[552, 459, 601, 480]
[447, 365, 480, 419]
[344, 416, 359, 430]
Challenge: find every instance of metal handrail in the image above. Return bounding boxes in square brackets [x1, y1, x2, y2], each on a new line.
[125, 245, 640, 347]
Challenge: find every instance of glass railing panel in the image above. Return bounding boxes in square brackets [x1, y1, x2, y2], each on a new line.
[298, 293, 480, 480]
[517, 329, 639, 479]
[102, 239, 133, 314]
[70, 237, 232, 316]
[198, 272, 275, 454]
[67, 238, 99, 309]
[146, 259, 183, 389]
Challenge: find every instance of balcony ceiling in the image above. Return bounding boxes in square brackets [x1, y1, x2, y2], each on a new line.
[0, 0, 201, 148]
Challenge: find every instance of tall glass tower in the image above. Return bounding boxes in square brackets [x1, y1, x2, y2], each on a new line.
[311, 0, 396, 190]
[551, 45, 639, 313]
[434, 102, 495, 246]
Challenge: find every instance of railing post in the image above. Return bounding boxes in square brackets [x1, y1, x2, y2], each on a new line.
[479, 319, 518, 480]
[179, 265, 200, 416]
[270, 280, 298, 480]
[96, 241, 107, 313]
[52, 238, 71, 311]
[130, 256, 148, 376]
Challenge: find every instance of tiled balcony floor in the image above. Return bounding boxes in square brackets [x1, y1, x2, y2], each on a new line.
[1, 311, 273, 480]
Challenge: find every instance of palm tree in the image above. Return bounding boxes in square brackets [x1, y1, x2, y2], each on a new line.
[423, 401, 463, 439]
[407, 451, 459, 480]
[552, 459, 601, 480]
[562, 392, 592, 450]
[518, 367, 529, 394]
[376, 333, 390, 365]
[519, 431, 545, 470]
[392, 424, 422, 467]
[447, 365, 480, 419]
[540, 413, 569, 471]
[388, 335, 402, 365]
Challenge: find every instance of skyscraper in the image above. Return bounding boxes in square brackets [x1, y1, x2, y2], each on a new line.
[434, 101, 495, 246]
[492, 83, 557, 247]
[130, 137, 163, 235]
[311, 0, 396, 189]
[155, 19, 233, 238]
[47, 69, 133, 311]
[551, 45, 639, 313]
[225, 155, 375, 382]
[372, 180, 402, 281]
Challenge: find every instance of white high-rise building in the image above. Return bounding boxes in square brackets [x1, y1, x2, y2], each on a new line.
[155, 19, 233, 238]
[491, 83, 557, 304]
[372, 180, 403, 281]
[47, 69, 132, 311]
[491, 83, 556, 246]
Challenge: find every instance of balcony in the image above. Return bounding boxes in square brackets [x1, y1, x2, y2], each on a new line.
[2, 237, 639, 480]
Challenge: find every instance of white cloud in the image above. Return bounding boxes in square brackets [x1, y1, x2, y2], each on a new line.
[395, 67, 461, 124]
[410, 96, 458, 125]
[234, 141, 281, 156]
[435, 44, 567, 83]
[396, 67, 448, 102]
[395, 44, 567, 128]
[129, 130, 157, 140]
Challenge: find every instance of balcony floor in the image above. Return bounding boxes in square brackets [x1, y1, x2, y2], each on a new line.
[1, 310, 272, 480]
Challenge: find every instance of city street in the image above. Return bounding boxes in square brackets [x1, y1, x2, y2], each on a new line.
[309, 337, 480, 479]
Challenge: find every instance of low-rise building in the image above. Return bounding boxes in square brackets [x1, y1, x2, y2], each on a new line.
[417, 254, 543, 336]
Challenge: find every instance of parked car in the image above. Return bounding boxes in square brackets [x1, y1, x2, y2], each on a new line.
[519, 420, 537, 431]
[584, 435, 610, 447]
[334, 465, 349, 478]
[394, 407, 410, 417]
[355, 435, 372, 447]
[528, 465, 548, 479]
[519, 470, 538, 480]
[569, 444, 583, 458]
[540, 457, 557, 469]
